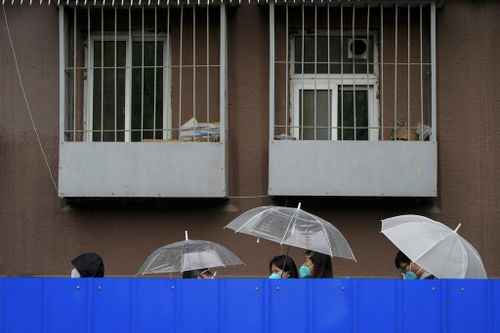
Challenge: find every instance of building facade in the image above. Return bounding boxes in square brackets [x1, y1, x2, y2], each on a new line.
[0, 0, 499, 277]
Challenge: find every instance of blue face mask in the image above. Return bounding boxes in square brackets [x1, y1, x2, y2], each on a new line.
[403, 271, 417, 280]
[299, 264, 312, 278]
[269, 273, 281, 279]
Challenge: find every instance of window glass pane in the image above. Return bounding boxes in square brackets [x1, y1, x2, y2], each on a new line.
[94, 40, 125, 67]
[116, 69, 126, 141]
[294, 35, 374, 74]
[144, 41, 164, 67]
[65, 70, 75, 141]
[93, 41, 126, 142]
[131, 68, 142, 141]
[102, 69, 117, 141]
[103, 41, 114, 67]
[337, 89, 368, 140]
[132, 41, 142, 67]
[94, 41, 101, 67]
[155, 68, 164, 139]
[299, 90, 331, 140]
[92, 68, 127, 142]
[117, 42, 127, 67]
[132, 41, 163, 67]
[131, 41, 164, 142]
[92, 68, 101, 142]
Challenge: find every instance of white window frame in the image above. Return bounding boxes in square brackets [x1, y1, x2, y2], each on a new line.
[291, 79, 379, 141]
[289, 31, 380, 141]
[86, 33, 171, 142]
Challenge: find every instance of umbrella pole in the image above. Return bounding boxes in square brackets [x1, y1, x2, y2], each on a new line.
[281, 246, 291, 276]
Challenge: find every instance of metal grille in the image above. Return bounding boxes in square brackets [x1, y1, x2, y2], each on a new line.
[62, 5, 222, 143]
[271, 3, 436, 142]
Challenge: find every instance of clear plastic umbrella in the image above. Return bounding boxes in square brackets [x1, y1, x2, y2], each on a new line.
[224, 203, 356, 260]
[381, 215, 487, 279]
[137, 231, 244, 275]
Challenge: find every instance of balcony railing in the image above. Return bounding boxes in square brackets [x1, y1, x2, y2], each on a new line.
[58, 4, 228, 197]
[269, 2, 437, 197]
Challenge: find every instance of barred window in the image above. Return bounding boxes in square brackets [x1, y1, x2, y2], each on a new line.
[268, 2, 438, 197]
[63, 6, 221, 143]
[59, 4, 227, 198]
[272, 4, 434, 142]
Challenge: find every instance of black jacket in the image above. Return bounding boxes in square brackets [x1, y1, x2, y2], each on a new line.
[71, 252, 105, 277]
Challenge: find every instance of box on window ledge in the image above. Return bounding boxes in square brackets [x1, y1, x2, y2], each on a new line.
[179, 117, 220, 142]
[392, 121, 418, 141]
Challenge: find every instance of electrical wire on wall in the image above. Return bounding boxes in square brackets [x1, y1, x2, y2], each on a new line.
[2, 6, 59, 193]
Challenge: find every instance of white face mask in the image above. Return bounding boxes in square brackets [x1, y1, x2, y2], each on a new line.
[71, 268, 81, 278]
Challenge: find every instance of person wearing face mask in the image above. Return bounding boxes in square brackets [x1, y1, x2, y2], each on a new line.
[268, 255, 298, 279]
[394, 250, 436, 280]
[299, 250, 333, 278]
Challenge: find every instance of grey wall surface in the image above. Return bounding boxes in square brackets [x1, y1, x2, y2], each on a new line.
[0, 0, 499, 278]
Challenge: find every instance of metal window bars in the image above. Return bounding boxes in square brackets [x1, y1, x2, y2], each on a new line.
[271, 3, 435, 142]
[63, 4, 221, 143]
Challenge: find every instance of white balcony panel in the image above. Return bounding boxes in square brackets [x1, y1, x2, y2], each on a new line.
[269, 141, 437, 197]
[59, 142, 226, 197]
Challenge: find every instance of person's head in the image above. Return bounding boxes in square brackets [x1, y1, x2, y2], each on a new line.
[300, 250, 333, 278]
[268, 255, 298, 279]
[182, 268, 214, 279]
[394, 250, 425, 279]
[71, 252, 105, 278]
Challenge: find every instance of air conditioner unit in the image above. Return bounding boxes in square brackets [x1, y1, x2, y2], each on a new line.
[347, 38, 369, 59]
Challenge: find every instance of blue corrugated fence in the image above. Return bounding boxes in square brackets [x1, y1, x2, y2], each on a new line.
[0, 278, 499, 333]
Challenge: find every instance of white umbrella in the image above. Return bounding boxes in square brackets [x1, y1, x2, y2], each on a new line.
[137, 231, 244, 275]
[224, 203, 356, 261]
[381, 215, 487, 279]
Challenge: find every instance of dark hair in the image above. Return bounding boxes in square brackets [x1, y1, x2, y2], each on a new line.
[71, 252, 105, 277]
[305, 250, 333, 278]
[269, 255, 299, 278]
[182, 268, 212, 279]
[394, 250, 411, 269]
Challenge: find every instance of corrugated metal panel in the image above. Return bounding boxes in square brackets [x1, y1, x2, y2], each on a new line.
[0, 278, 498, 333]
[274, 0, 443, 5]
[1, 0, 444, 6]
[1, 0, 227, 6]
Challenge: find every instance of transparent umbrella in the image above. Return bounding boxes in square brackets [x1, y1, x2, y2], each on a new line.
[224, 203, 356, 260]
[137, 231, 244, 275]
[381, 215, 487, 279]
